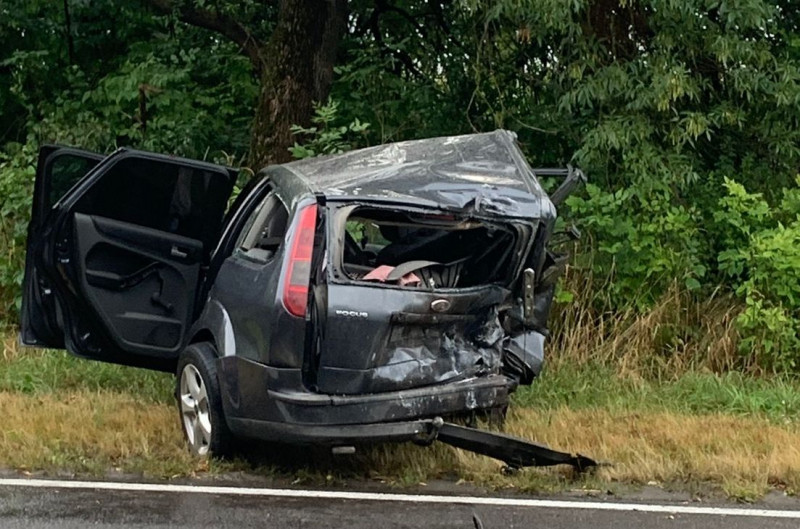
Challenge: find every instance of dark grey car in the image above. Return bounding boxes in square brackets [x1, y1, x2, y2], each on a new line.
[21, 131, 591, 468]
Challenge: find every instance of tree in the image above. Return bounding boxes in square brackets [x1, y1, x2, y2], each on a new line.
[145, 0, 347, 168]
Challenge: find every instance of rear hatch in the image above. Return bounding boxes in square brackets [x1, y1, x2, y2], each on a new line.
[307, 202, 537, 395]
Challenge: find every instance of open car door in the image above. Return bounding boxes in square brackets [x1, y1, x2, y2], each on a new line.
[21, 147, 236, 371]
[21, 146, 104, 348]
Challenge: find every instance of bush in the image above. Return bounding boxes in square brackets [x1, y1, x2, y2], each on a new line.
[715, 177, 800, 370]
[565, 183, 707, 308]
[289, 99, 370, 159]
[0, 143, 36, 321]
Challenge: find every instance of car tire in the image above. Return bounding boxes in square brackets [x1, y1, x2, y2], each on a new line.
[176, 342, 235, 458]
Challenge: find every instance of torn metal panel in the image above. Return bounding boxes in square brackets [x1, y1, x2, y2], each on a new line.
[368, 306, 505, 393]
[502, 331, 546, 385]
[308, 189, 570, 393]
[313, 283, 510, 395]
[279, 130, 556, 220]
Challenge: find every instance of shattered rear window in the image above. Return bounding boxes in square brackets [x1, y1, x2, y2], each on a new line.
[341, 207, 518, 289]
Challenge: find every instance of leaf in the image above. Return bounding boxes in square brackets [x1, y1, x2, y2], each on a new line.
[685, 277, 701, 290]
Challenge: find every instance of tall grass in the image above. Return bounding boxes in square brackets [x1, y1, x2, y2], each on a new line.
[547, 264, 747, 379]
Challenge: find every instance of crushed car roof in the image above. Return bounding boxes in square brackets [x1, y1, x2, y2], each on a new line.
[271, 130, 555, 218]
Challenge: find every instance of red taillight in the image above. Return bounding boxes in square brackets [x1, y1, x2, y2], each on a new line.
[282, 204, 318, 317]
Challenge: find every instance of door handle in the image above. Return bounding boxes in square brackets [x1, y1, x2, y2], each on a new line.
[170, 245, 189, 259]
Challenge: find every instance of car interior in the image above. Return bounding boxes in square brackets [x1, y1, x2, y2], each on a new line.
[342, 207, 519, 289]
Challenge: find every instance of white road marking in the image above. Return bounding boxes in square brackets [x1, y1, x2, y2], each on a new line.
[0, 478, 798, 519]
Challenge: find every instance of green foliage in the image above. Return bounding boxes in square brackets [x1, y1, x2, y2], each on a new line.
[566, 184, 707, 304]
[715, 178, 800, 370]
[289, 99, 370, 159]
[1, 0, 257, 158]
[22, 37, 256, 159]
[0, 144, 36, 319]
[2, 0, 800, 371]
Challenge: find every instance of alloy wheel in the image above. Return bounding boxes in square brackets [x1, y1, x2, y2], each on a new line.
[179, 364, 212, 455]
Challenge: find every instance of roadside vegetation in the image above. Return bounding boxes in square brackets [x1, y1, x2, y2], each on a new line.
[2, 0, 800, 501]
[5, 331, 800, 501]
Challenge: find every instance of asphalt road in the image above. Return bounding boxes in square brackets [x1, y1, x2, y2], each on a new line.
[1, 480, 799, 529]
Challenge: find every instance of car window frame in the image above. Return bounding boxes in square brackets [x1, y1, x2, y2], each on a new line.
[35, 147, 104, 225]
[231, 190, 290, 265]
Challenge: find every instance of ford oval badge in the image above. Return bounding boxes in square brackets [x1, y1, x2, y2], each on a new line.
[430, 299, 451, 313]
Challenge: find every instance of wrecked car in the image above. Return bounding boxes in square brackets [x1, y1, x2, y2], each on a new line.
[21, 131, 593, 470]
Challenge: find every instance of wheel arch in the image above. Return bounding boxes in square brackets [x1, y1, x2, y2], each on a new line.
[188, 328, 218, 353]
[187, 298, 235, 358]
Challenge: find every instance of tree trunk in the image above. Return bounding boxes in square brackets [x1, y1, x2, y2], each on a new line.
[63, 0, 75, 64]
[249, 0, 348, 169]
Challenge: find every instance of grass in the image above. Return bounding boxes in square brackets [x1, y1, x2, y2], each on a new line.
[502, 407, 800, 500]
[0, 333, 172, 403]
[516, 364, 800, 421]
[0, 390, 195, 476]
[3, 329, 800, 501]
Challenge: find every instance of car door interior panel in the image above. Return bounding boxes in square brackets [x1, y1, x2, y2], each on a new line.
[21, 149, 236, 364]
[73, 212, 203, 356]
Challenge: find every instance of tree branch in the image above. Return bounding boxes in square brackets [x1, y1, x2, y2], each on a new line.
[368, 0, 425, 79]
[143, 0, 265, 73]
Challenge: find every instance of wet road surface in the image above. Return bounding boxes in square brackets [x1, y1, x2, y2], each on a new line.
[0, 479, 798, 529]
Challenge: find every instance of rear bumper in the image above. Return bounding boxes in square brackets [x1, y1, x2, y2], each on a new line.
[227, 417, 434, 444]
[226, 374, 514, 444]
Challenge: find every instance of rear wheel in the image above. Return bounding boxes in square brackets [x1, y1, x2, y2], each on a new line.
[176, 343, 234, 457]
